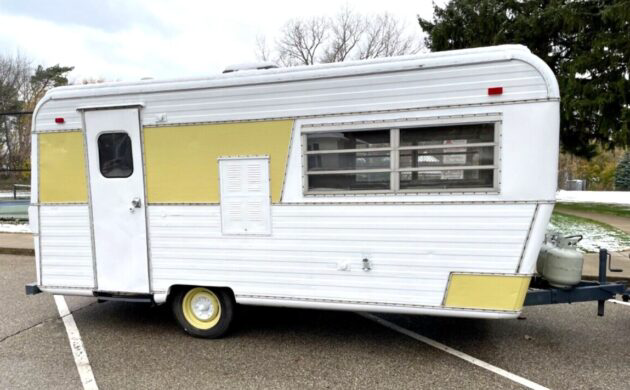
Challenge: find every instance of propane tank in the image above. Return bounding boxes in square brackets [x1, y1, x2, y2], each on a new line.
[536, 235, 554, 275]
[536, 234, 584, 289]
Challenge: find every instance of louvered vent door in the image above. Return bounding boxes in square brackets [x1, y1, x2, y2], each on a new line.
[219, 157, 272, 235]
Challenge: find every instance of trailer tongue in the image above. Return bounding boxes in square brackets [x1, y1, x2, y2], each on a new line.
[525, 248, 628, 316]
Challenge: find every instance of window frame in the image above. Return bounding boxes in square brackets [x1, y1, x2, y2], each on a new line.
[97, 131, 134, 179]
[301, 114, 501, 196]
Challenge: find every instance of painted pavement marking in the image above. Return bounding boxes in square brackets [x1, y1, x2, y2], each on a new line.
[607, 299, 630, 307]
[54, 295, 98, 390]
[360, 312, 549, 390]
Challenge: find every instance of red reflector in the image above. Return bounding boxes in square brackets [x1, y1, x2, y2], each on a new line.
[488, 87, 503, 96]
[54, 117, 65, 124]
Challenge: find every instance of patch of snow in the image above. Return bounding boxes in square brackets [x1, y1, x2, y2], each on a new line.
[549, 213, 630, 253]
[0, 192, 30, 198]
[556, 190, 630, 205]
[0, 223, 31, 234]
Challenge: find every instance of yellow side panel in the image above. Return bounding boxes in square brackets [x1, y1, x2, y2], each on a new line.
[39, 132, 88, 203]
[444, 274, 531, 311]
[144, 120, 293, 203]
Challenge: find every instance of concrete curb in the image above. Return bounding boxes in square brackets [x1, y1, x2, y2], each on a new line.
[582, 275, 630, 284]
[0, 247, 35, 256]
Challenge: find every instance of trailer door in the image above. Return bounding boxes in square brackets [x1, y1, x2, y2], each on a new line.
[84, 108, 149, 293]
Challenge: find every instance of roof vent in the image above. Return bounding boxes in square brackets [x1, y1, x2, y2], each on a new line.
[222, 62, 279, 74]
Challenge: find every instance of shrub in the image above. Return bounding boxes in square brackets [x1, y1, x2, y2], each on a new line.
[614, 153, 630, 191]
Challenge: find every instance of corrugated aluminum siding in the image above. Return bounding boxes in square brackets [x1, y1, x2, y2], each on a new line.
[39, 205, 94, 288]
[148, 204, 535, 306]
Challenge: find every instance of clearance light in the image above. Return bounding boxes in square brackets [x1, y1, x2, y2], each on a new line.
[55, 117, 65, 124]
[488, 87, 503, 96]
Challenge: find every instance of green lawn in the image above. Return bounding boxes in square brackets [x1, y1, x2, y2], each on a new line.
[555, 202, 630, 218]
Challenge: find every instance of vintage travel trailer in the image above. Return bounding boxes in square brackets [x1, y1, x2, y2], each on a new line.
[27, 45, 561, 337]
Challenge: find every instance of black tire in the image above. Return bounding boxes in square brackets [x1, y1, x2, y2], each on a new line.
[171, 287, 234, 338]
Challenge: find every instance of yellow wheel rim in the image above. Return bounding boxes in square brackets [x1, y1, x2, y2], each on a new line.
[182, 288, 221, 330]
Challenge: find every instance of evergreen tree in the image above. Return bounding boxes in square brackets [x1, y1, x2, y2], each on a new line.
[29, 64, 74, 103]
[419, 0, 630, 158]
[614, 153, 630, 190]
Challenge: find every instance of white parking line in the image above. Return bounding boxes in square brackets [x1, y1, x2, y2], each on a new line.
[607, 299, 630, 307]
[360, 313, 549, 390]
[54, 295, 99, 390]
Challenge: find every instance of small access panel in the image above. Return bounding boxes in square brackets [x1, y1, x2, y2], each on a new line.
[219, 156, 272, 235]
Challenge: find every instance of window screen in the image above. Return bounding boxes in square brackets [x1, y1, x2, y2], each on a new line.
[98, 132, 133, 178]
[305, 130, 391, 191]
[304, 122, 497, 193]
[398, 123, 495, 190]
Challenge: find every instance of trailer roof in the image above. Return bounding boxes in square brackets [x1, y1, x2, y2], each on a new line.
[45, 45, 559, 101]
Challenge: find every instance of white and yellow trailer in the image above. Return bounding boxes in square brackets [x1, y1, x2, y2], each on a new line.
[27, 45, 559, 337]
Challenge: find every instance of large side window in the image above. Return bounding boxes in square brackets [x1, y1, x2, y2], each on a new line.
[98, 132, 133, 178]
[304, 122, 498, 193]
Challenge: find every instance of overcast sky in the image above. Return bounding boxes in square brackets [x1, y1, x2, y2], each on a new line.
[0, 0, 444, 82]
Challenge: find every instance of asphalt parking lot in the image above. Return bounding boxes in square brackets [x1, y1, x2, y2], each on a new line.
[2, 254, 629, 390]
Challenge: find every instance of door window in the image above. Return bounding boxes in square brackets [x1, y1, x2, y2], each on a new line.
[97, 132, 134, 178]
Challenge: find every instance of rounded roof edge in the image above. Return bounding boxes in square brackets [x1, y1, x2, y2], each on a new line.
[509, 50, 560, 99]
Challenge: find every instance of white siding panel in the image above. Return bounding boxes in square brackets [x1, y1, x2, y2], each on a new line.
[39, 205, 94, 288]
[148, 204, 534, 306]
[35, 60, 549, 131]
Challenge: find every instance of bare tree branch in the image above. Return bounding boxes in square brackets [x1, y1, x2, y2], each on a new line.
[0, 53, 32, 171]
[276, 17, 328, 66]
[258, 8, 421, 67]
[255, 34, 271, 62]
[359, 12, 420, 60]
[0, 52, 31, 111]
[321, 6, 365, 63]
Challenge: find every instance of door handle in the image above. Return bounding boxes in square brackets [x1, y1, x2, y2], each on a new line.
[129, 197, 142, 213]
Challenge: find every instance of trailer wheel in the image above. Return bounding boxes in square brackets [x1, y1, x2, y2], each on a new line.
[172, 287, 234, 338]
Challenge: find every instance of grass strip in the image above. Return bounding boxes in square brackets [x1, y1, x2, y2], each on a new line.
[555, 202, 630, 218]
